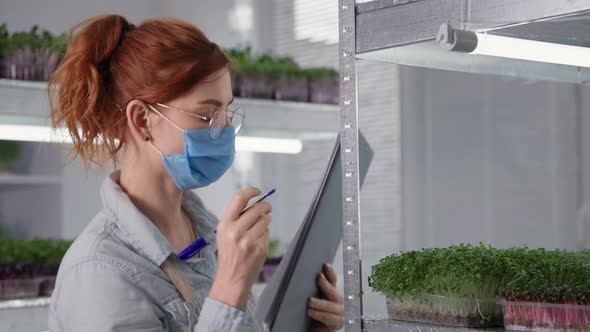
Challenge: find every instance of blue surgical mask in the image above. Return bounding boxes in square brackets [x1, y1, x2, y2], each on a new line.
[147, 105, 235, 191]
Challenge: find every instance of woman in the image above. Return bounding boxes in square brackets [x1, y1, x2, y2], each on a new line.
[47, 14, 344, 332]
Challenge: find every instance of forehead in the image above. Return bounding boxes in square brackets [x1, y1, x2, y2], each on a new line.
[183, 69, 232, 104]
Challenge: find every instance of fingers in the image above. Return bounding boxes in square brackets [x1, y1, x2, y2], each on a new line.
[323, 264, 337, 287]
[317, 271, 342, 304]
[250, 226, 270, 258]
[235, 201, 272, 233]
[310, 266, 344, 332]
[245, 213, 272, 240]
[308, 297, 344, 315]
[230, 212, 270, 260]
[222, 187, 261, 221]
[307, 309, 344, 330]
[259, 227, 270, 247]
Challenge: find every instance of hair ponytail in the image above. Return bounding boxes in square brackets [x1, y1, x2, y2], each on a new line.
[49, 14, 134, 167]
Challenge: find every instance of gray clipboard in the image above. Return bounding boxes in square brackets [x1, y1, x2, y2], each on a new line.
[254, 131, 374, 331]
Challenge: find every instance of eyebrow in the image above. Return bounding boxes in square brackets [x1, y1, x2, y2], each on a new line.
[197, 97, 235, 107]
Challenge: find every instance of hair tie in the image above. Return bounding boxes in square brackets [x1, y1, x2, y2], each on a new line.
[99, 21, 135, 84]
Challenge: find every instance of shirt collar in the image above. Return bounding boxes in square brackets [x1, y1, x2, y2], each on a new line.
[100, 170, 217, 267]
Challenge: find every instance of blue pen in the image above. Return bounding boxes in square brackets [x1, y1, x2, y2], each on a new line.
[177, 189, 276, 260]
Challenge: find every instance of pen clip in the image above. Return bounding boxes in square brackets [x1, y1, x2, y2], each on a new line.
[177, 237, 209, 260]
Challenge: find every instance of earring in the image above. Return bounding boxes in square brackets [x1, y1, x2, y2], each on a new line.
[144, 136, 150, 142]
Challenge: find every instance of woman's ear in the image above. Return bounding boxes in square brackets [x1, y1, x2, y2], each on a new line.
[126, 100, 152, 142]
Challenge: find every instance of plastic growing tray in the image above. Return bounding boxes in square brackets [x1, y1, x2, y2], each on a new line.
[0, 278, 41, 300]
[502, 301, 590, 332]
[39, 276, 57, 297]
[386, 294, 504, 328]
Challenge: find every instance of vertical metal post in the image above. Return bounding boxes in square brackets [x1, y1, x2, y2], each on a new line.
[339, 0, 362, 331]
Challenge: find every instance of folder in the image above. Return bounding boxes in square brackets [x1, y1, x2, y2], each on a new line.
[255, 131, 374, 331]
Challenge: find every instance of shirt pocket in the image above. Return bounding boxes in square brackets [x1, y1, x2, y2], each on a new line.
[162, 296, 190, 331]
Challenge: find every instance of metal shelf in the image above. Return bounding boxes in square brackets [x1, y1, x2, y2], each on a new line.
[362, 318, 506, 332]
[0, 174, 61, 186]
[0, 297, 51, 310]
[355, 0, 590, 54]
[0, 79, 47, 90]
[356, 40, 590, 84]
[0, 79, 340, 141]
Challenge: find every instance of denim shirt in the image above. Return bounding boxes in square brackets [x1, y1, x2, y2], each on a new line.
[48, 171, 259, 331]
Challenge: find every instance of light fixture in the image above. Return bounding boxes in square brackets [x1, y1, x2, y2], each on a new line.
[437, 23, 590, 68]
[0, 124, 303, 154]
[0, 124, 72, 143]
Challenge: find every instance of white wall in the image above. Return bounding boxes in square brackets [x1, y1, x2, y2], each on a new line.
[400, 66, 583, 251]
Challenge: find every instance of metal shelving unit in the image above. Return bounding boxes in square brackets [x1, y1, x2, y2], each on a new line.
[338, 1, 590, 331]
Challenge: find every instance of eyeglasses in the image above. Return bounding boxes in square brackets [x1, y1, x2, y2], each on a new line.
[150, 102, 245, 140]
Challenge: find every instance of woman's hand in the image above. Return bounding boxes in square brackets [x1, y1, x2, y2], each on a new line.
[307, 264, 344, 332]
[209, 187, 272, 311]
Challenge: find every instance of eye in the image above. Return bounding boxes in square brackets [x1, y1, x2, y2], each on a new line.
[189, 105, 214, 120]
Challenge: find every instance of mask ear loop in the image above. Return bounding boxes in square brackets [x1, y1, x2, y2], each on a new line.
[145, 103, 185, 156]
[144, 135, 164, 156]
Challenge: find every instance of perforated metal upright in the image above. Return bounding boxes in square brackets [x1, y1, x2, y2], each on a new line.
[338, 1, 362, 332]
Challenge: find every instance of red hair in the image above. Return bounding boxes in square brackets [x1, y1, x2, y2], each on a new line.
[49, 14, 230, 167]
